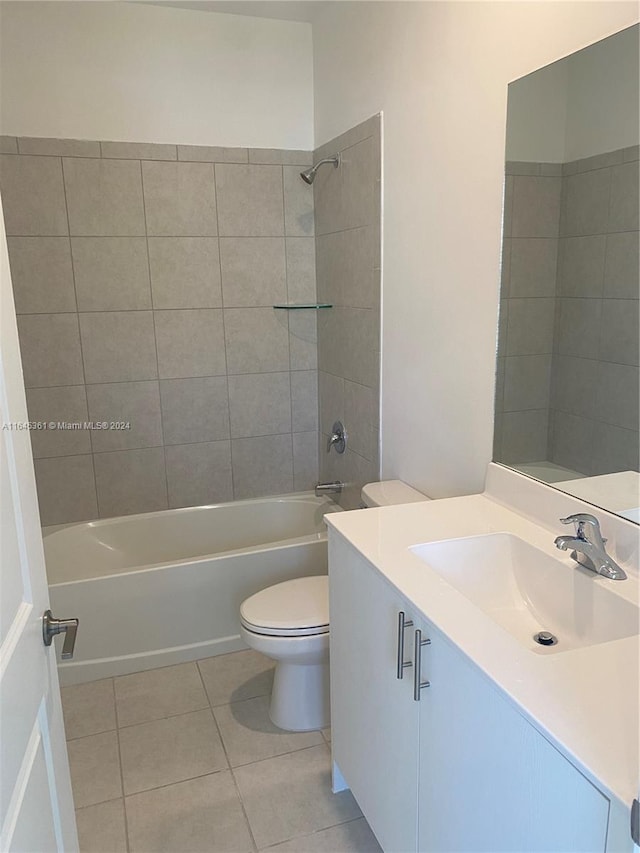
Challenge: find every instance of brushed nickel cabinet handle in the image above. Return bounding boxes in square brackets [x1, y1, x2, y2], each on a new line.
[396, 611, 414, 679]
[413, 628, 431, 700]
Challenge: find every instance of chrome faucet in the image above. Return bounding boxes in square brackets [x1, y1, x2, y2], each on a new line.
[315, 481, 344, 497]
[554, 513, 627, 580]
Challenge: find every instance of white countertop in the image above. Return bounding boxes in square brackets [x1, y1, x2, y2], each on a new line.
[325, 464, 640, 811]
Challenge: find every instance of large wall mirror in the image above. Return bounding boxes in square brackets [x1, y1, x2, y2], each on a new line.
[494, 25, 639, 523]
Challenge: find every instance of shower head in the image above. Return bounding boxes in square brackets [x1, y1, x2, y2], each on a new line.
[300, 155, 340, 184]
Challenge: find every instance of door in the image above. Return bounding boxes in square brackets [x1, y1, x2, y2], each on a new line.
[329, 533, 420, 853]
[0, 200, 78, 851]
[417, 623, 609, 852]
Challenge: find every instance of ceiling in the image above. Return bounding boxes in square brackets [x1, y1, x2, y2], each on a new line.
[135, 1, 324, 23]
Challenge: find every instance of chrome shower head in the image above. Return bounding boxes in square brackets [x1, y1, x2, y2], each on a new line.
[300, 155, 340, 184]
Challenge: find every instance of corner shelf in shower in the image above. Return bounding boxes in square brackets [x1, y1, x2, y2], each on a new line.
[272, 303, 333, 310]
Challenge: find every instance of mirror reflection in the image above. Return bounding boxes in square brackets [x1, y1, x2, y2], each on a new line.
[494, 25, 639, 523]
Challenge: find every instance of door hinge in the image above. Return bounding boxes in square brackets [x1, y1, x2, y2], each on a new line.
[631, 798, 640, 846]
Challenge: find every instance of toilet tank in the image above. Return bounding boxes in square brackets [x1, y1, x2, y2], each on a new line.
[361, 480, 430, 508]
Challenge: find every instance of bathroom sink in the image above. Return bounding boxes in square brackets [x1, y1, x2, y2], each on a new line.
[410, 533, 639, 654]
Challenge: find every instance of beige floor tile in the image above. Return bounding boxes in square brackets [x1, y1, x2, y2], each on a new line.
[75, 798, 127, 853]
[126, 771, 254, 853]
[198, 649, 274, 706]
[119, 708, 228, 794]
[322, 728, 331, 743]
[61, 679, 116, 741]
[214, 695, 323, 768]
[234, 744, 361, 849]
[68, 731, 122, 809]
[114, 662, 208, 727]
[264, 817, 382, 852]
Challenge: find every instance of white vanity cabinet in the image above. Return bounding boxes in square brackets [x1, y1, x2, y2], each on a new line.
[329, 532, 612, 853]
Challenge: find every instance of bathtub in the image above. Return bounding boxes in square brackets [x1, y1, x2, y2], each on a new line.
[44, 493, 341, 686]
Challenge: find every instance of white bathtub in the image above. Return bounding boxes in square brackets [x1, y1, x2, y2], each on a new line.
[44, 493, 341, 686]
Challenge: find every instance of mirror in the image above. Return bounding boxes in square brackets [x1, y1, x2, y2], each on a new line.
[494, 25, 639, 523]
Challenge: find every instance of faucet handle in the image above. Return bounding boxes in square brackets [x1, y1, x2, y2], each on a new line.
[560, 513, 604, 546]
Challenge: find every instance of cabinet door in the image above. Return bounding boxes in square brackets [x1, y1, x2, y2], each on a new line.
[329, 533, 420, 853]
[417, 626, 609, 852]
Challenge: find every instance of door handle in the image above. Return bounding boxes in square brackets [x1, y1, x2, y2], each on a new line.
[42, 610, 79, 660]
[396, 611, 414, 679]
[413, 628, 431, 701]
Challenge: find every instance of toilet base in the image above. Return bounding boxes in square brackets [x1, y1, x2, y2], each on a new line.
[269, 660, 330, 732]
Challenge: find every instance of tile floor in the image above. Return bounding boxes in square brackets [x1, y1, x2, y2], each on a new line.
[61, 650, 382, 853]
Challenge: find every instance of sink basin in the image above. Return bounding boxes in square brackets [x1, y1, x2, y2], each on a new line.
[410, 533, 639, 654]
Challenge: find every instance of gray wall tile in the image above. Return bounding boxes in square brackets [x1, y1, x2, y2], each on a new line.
[94, 447, 168, 517]
[503, 355, 552, 411]
[148, 238, 222, 309]
[26, 386, 90, 458]
[551, 355, 594, 419]
[500, 410, 549, 465]
[142, 162, 217, 236]
[220, 237, 286, 307]
[506, 298, 555, 355]
[63, 158, 145, 236]
[228, 372, 291, 437]
[316, 227, 374, 308]
[0, 154, 68, 235]
[556, 298, 602, 359]
[231, 434, 293, 499]
[293, 431, 319, 491]
[0, 136, 18, 154]
[165, 441, 233, 508]
[19, 137, 100, 157]
[317, 307, 374, 387]
[285, 237, 316, 304]
[291, 370, 318, 433]
[599, 299, 639, 366]
[17, 313, 84, 387]
[249, 149, 312, 166]
[344, 380, 374, 460]
[34, 454, 98, 525]
[72, 237, 152, 311]
[314, 114, 380, 163]
[509, 238, 558, 298]
[510, 176, 561, 238]
[596, 362, 639, 431]
[591, 422, 639, 476]
[160, 377, 230, 445]
[86, 381, 163, 452]
[318, 371, 345, 436]
[7, 236, 76, 313]
[560, 168, 611, 237]
[79, 311, 157, 383]
[154, 309, 226, 379]
[224, 308, 289, 374]
[216, 165, 284, 237]
[177, 145, 248, 164]
[101, 142, 176, 160]
[288, 312, 317, 370]
[623, 145, 640, 163]
[604, 232, 639, 298]
[550, 411, 594, 475]
[557, 236, 605, 297]
[608, 160, 639, 232]
[283, 165, 314, 236]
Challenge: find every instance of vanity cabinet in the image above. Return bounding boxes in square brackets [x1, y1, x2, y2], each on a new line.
[329, 533, 612, 853]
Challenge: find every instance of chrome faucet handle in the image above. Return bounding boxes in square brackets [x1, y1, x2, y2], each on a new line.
[559, 513, 605, 546]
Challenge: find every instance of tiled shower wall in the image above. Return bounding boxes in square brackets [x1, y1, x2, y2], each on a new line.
[0, 137, 319, 525]
[495, 145, 639, 475]
[314, 115, 381, 509]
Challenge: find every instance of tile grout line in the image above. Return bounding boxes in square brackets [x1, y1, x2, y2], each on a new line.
[110, 677, 131, 853]
[194, 657, 260, 853]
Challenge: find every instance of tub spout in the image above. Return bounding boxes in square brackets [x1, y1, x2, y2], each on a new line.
[315, 481, 344, 497]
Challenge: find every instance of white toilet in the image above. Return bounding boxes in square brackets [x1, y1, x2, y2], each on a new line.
[239, 480, 430, 731]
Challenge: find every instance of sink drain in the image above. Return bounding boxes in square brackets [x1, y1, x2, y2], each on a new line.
[534, 631, 557, 647]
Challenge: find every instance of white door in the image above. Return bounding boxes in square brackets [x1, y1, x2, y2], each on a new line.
[0, 200, 78, 852]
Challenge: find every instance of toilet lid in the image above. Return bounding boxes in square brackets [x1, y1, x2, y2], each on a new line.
[240, 576, 329, 637]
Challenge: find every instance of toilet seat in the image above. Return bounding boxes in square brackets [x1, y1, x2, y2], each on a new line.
[240, 575, 329, 637]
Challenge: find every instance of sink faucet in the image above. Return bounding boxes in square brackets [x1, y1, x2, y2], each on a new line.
[554, 513, 627, 580]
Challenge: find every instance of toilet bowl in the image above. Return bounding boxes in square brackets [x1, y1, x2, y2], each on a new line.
[239, 481, 430, 732]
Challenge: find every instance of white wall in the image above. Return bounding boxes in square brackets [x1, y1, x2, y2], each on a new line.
[506, 24, 639, 162]
[0, 1, 313, 148]
[311, 1, 639, 499]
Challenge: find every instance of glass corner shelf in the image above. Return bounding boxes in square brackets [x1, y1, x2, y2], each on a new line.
[273, 303, 333, 310]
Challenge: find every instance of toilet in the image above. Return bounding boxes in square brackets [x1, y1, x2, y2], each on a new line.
[239, 480, 430, 731]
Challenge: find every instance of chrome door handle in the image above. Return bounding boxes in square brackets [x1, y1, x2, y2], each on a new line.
[413, 629, 431, 701]
[396, 611, 414, 679]
[42, 610, 79, 660]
